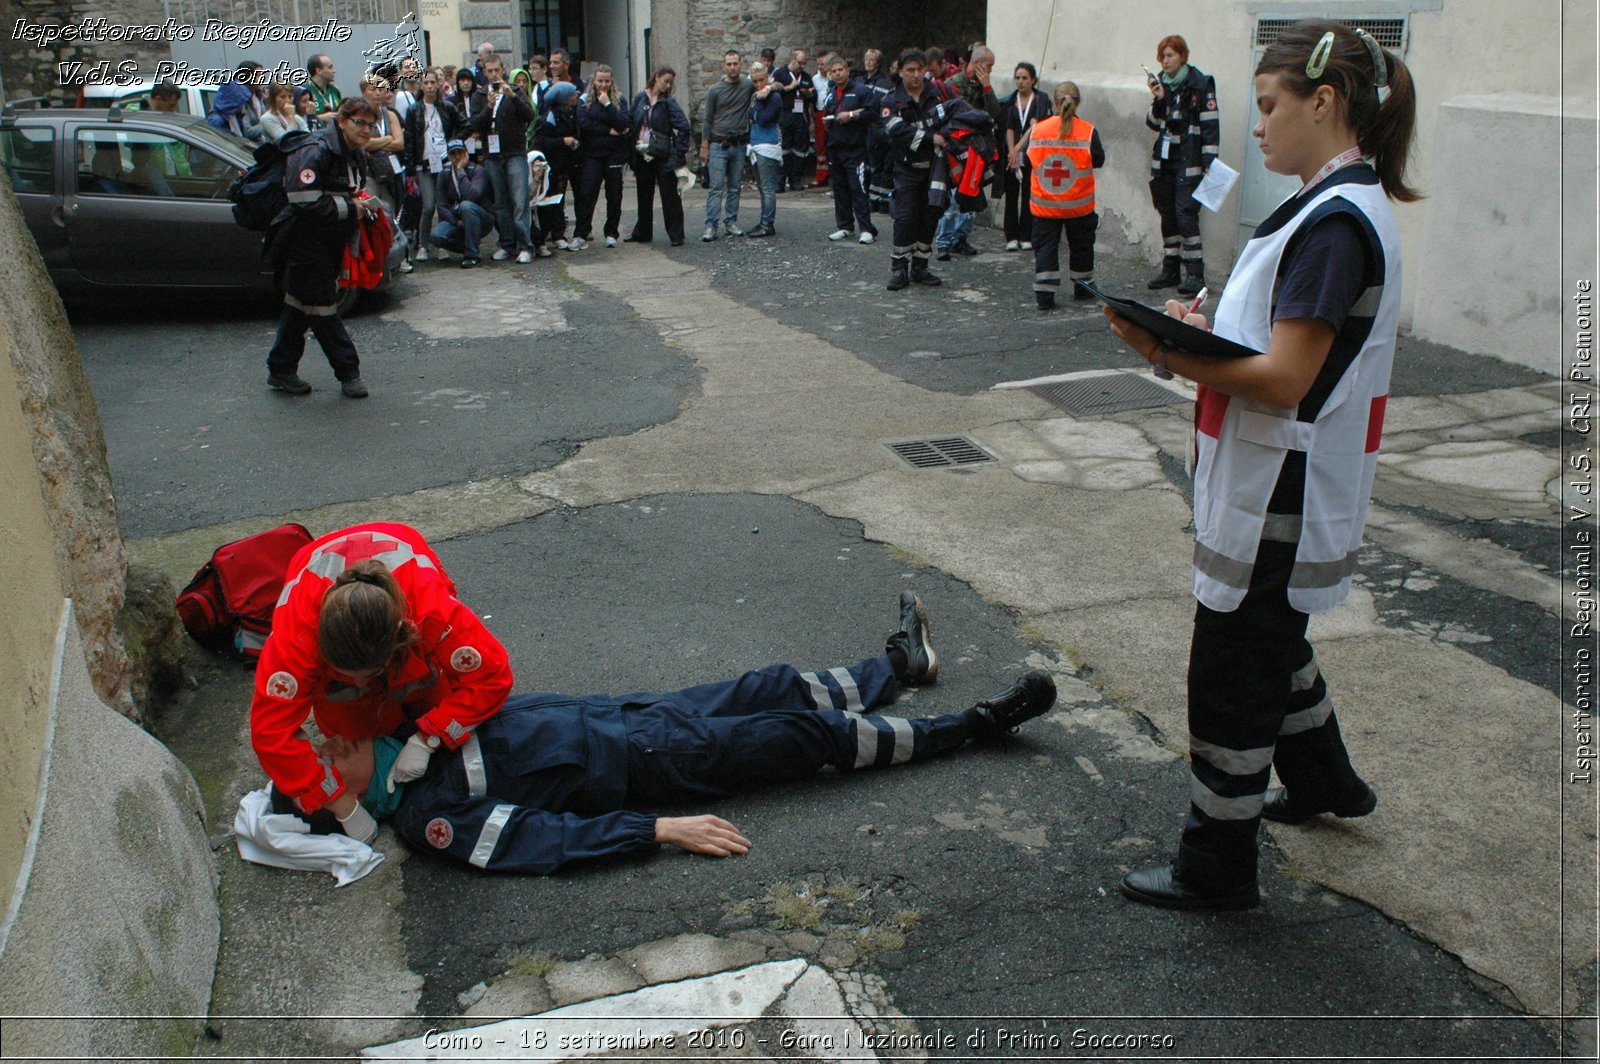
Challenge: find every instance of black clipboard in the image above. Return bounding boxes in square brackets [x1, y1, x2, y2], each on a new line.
[1079, 281, 1261, 360]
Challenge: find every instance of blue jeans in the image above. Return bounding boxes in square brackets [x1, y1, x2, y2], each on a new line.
[482, 155, 534, 253]
[752, 152, 780, 230]
[934, 200, 973, 250]
[432, 201, 495, 259]
[703, 142, 744, 229]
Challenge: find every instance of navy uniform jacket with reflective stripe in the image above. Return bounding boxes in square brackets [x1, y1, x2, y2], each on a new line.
[277, 123, 365, 236]
[392, 693, 659, 875]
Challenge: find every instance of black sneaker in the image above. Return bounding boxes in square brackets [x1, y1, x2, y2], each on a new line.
[971, 671, 1057, 736]
[268, 373, 312, 395]
[935, 248, 952, 262]
[886, 591, 938, 684]
[340, 377, 369, 399]
[461, 257, 479, 269]
[953, 239, 978, 257]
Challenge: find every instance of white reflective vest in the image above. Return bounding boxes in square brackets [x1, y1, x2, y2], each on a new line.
[1193, 171, 1401, 614]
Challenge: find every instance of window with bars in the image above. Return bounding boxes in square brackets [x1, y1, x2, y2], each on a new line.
[1254, 17, 1407, 52]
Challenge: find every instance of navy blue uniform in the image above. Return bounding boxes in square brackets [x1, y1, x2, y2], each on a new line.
[393, 656, 975, 874]
[1145, 65, 1219, 285]
[266, 123, 365, 383]
[880, 84, 949, 276]
[823, 77, 876, 237]
[772, 66, 814, 190]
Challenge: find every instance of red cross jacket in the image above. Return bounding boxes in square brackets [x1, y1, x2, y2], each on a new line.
[250, 522, 513, 811]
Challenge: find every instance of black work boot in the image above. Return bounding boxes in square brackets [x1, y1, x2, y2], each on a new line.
[1261, 781, 1377, 825]
[887, 263, 910, 290]
[1177, 262, 1205, 297]
[1147, 258, 1181, 289]
[970, 671, 1057, 737]
[910, 258, 942, 286]
[1035, 291, 1057, 311]
[1073, 278, 1096, 301]
[885, 591, 938, 684]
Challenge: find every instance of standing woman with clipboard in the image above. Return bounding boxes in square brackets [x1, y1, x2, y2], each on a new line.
[1106, 19, 1419, 910]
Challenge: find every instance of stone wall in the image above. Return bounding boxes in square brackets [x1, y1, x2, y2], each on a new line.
[0, 174, 135, 719]
[1, 0, 169, 104]
[664, 0, 985, 128]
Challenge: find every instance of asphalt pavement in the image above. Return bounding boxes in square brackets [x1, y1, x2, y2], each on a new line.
[75, 181, 1590, 1062]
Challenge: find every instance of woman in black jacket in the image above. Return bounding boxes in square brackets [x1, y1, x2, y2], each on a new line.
[531, 81, 580, 249]
[625, 66, 692, 246]
[402, 69, 464, 261]
[571, 65, 632, 249]
[1001, 62, 1051, 251]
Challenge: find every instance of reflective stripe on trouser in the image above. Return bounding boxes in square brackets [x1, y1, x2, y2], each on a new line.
[891, 167, 937, 265]
[1176, 540, 1363, 887]
[267, 304, 360, 381]
[1031, 213, 1097, 292]
[622, 658, 972, 804]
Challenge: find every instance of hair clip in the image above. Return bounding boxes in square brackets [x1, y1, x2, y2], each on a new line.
[1353, 28, 1391, 103]
[1306, 31, 1335, 79]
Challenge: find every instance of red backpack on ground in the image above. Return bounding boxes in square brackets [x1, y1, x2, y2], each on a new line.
[175, 523, 313, 664]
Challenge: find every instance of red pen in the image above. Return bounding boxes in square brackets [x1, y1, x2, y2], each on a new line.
[1186, 286, 1209, 316]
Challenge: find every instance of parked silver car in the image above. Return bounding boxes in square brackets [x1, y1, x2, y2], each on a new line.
[0, 104, 404, 314]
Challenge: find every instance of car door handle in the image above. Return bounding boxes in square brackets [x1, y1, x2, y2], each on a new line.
[52, 202, 76, 227]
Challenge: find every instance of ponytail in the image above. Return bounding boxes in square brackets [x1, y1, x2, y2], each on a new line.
[1052, 80, 1080, 124]
[318, 560, 415, 673]
[1256, 19, 1421, 202]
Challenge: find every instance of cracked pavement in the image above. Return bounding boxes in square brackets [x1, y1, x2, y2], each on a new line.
[77, 186, 1591, 1060]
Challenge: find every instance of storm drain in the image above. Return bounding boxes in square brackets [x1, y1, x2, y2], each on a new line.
[1029, 373, 1188, 417]
[885, 435, 996, 470]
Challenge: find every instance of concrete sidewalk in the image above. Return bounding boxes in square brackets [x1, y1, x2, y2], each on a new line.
[115, 188, 1592, 1061]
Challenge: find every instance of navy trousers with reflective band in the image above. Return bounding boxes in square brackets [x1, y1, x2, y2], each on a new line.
[394, 656, 973, 874]
[1178, 540, 1361, 887]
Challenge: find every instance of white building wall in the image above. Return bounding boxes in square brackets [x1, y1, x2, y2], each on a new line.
[985, 0, 1597, 374]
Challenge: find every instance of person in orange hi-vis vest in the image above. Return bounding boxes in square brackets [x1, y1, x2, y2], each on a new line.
[1022, 80, 1104, 310]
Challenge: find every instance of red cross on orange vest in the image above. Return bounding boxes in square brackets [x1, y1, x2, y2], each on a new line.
[1040, 156, 1076, 192]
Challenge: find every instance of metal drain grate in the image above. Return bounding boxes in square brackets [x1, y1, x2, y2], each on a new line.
[1029, 375, 1188, 417]
[886, 436, 996, 469]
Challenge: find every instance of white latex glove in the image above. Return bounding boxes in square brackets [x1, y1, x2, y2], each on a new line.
[386, 732, 436, 793]
[337, 801, 378, 844]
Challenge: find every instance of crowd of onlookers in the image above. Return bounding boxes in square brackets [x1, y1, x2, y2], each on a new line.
[181, 32, 1217, 302]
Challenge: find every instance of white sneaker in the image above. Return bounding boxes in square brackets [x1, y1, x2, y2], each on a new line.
[605, 236, 618, 248]
[725, 222, 744, 237]
[398, 260, 414, 273]
[828, 228, 851, 241]
[1020, 241, 1033, 250]
[555, 239, 571, 251]
[568, 237, 588, 251]
[414, 246, 429, 261]
[433, 247, 451, 261]
[516, 250, 533, 264]
[1004, 240, 1019, 252]
[858, 231, 875, 245]
[492, 249, 510, 261]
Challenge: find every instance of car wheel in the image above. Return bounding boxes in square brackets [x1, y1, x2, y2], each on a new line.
[335, 286, 361, 317]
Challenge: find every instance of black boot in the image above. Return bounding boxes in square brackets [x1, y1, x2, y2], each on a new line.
[887, 263, 910, 291]
[910, 258, 942, 286]
[1035, 291, 1057, 311]
[1177, 264, 1205, 297]
[885, 590, 938, 684]
[1072, 278, 1096, 301]
[970, 671, 1057, 737]
[1147, 258, 1181, 289]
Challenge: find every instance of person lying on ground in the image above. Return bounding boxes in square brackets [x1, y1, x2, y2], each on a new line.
[277, 592, 1058, 874]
